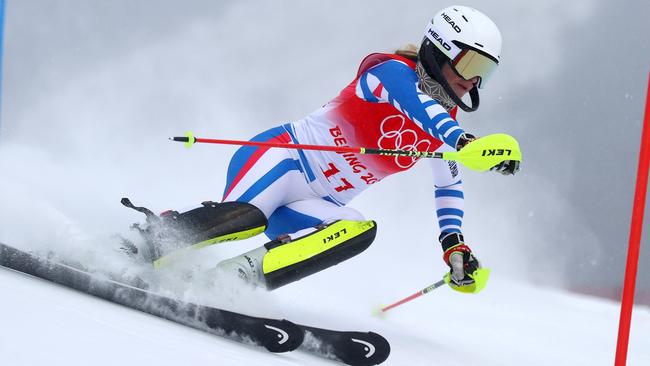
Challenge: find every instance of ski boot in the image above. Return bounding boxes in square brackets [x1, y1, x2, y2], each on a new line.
[213, 219, 377, 290]
[120, 197, 268, 268]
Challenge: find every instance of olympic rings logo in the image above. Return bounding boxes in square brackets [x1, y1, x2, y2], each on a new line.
[377, 115, 431, 169]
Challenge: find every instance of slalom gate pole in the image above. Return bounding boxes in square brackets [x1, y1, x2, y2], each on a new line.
[171, 132, 522, 173]
[614, 73, 650, 366]
[379, 279, 446, 314]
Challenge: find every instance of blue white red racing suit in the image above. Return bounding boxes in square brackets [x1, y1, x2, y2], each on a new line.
[222, 53, 466, 240]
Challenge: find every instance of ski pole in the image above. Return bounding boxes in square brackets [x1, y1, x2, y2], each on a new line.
[170, 131, 521, 173]
[379, 279, 446, 314]
[378, 268, 490, 315]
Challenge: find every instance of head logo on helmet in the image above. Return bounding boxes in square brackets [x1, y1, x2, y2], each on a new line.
[418, 6, 502, 112]
[427, 27, 452, 51]
[440, 12, 462, 33]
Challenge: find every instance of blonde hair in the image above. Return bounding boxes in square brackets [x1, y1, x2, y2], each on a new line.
[394, 43, 419, 61]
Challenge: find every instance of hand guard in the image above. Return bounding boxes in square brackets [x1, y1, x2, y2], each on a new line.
[440, 232, 480, 287]
[490, 160, 520, 175]
[457, 133, 521, 175]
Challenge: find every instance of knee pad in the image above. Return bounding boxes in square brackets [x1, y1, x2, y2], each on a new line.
[260, 220, 377, 290]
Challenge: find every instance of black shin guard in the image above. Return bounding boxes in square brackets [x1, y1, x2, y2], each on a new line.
[122, 198, 267, 264]
[166, 201, 268, 246]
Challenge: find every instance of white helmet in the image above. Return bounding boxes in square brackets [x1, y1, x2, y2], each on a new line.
[418, 6, 502, 112]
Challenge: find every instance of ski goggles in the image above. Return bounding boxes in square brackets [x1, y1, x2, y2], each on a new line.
[450, 48, 499, 89]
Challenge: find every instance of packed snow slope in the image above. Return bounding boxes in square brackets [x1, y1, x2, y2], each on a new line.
[1, 254, 649, 366]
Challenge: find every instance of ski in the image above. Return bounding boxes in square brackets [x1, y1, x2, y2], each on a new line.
[0, 242, 303, 353]
[299, 325, 391, 366]
[0, 242, 391, 365]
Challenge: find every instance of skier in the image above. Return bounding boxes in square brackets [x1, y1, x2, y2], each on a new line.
[126, 5, 519, 291]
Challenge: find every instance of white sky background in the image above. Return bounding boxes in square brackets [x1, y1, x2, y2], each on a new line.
[0, 0, 649, 303]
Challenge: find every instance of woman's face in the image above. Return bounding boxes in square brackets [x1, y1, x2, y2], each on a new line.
[441, 62, 479, 98]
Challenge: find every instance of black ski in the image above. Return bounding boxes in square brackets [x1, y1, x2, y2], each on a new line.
[0, 242, 391, 365]
[299, 325, 391, 366]
[0, 242, 303, 353]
